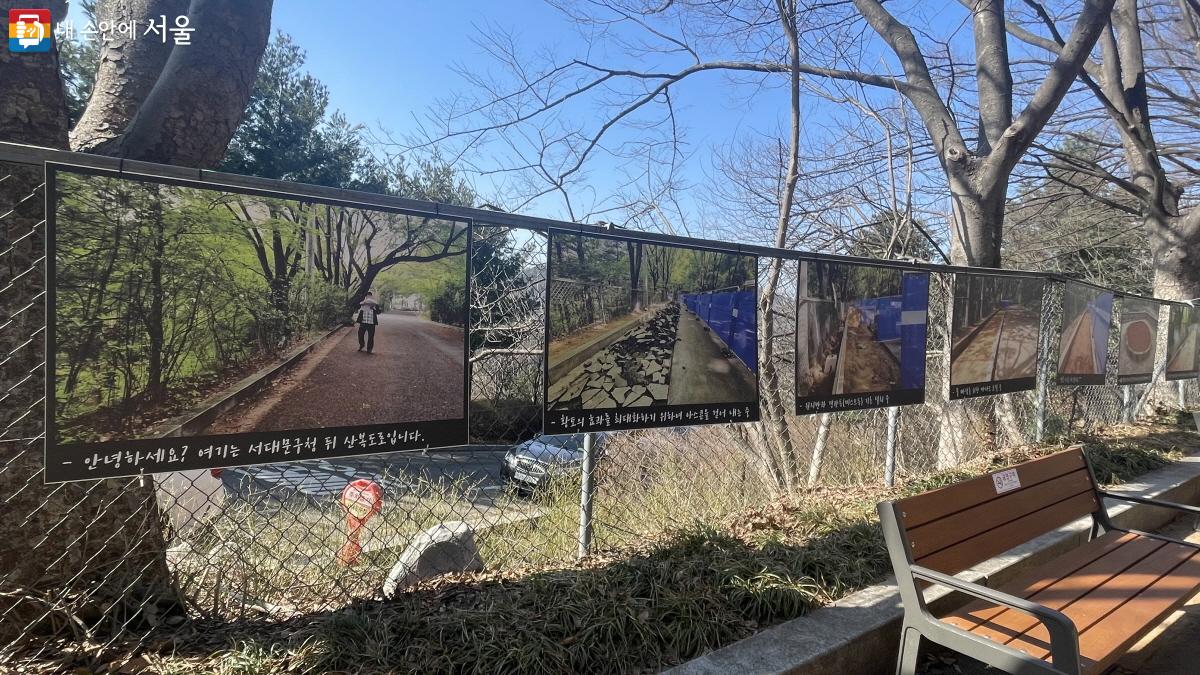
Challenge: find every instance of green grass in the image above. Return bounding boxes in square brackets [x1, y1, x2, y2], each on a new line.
[152, 516, 883, 675]
[172, 472, 530, 618]
[19, 413, 1197, 674]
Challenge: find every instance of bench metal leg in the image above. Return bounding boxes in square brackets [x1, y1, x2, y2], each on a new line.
[896, 624, 922, 675]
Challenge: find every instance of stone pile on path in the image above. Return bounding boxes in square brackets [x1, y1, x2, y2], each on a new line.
[548, 302, 680, 409]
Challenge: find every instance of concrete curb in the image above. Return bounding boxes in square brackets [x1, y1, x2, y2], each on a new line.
[666, 452, 1200, 675]
[151, 324, 347, 439]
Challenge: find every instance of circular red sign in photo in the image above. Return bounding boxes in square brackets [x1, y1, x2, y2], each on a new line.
[340, 478, 383, 521]
[337, 479, 383, 566]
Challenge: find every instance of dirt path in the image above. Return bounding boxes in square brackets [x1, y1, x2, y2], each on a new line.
[951, 307, 1040, 385]
[1059, 309, 1099, 374]
[1167, 327, 1198, 373]
[992, 307, 1040, 380]
[838, 324, 900, 394]
[205, 311, 465, 433]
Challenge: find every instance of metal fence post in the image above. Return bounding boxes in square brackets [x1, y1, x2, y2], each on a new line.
[577, 431, 596, 560]
[1034, 374, 1048, 443]
[1122, 384, 1132, 423]
[884, 406, 899, 487]
[1180, 381, 1188, 409]
[1034, 286, 1054, 443]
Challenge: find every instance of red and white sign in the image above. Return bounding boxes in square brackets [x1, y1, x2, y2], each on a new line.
[337, 479, 383, 566]
[341, 479, 383, 520]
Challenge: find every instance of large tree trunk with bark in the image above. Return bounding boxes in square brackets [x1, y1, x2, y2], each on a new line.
[0, 0, 272, 645]
[936, 165, 1008, 468]
[947, 166, 1006, 269]
[1149, 208, 1200, 301]
[70, 0, 187, 152]
[0, 0, 178, 643]
[115, 0, 272, 166]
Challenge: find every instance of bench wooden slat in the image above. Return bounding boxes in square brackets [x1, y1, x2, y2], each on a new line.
[1073, 547, 1200, 674]
[896, 450, 1087, 529]
[1010, 542, 1197, 660]
[883, 444, 1200, 675]
[907, 468, 1094, 559]
[943, 534, 1165, 645]
[916, 491, 1099, 575]
[941, 530, 1141, 632]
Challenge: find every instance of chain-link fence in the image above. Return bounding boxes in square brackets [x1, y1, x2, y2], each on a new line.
[2, 155, 1198, 669]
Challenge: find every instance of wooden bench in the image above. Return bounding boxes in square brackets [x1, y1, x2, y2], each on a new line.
[878, 446, 1200, 675]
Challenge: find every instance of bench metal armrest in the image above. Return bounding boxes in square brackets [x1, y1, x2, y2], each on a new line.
[911, 565, 1080, 672]
[1098, 491, 1200, 516]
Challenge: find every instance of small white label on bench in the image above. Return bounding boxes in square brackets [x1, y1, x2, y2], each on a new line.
[992, 469, 1021, 494]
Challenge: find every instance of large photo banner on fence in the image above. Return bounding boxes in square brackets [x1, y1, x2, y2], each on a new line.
[1117, 297, 1159, 385]
[949, 273, 1045, 399]
[1056, 283, 1114, 386]
[544, 231, 759, 433]
[794, 260, 929, 414]
[1165, 303, 1199, 381]
[46, 164, 470, 482]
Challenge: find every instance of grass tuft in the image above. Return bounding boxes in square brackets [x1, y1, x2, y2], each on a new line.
[25, 412, 1197, 675]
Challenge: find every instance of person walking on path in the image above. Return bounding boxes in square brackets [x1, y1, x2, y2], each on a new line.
[356, 292, 381, 353]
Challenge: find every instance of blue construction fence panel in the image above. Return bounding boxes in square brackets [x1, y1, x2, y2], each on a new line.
[899, 272, 930, 390]
[680, 289, 757, 374]
[847, 273, 928, 391]
[853, 296, 903, 342]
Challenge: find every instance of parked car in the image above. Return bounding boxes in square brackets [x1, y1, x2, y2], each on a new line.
[501, 434, 602, 492]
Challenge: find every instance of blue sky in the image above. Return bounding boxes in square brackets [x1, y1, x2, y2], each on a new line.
[267, 1, 796, 222]
[64, 1, 969, 227]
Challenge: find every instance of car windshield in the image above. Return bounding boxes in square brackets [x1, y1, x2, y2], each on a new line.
[537, 434, 582, 451]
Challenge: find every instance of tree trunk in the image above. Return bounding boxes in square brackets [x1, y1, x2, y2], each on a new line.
[350, 264, 385, 310]
[145, 199, 167, 399]
[0, 0, 180, 644]
[947, 164, 1006, 268]
[114, 0, 273, 167]
[807, 413, 831, 486]
[743, 2, 806, 492]
[0, 0, 273, 644]
[627, 241, 643, 311]
[70, 0, 187, 152]
[1149, 208, 1200, 301]
[937, 169, 1008, 468]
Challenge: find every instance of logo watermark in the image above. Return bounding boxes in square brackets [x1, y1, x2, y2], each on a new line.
[8, 8, 51, 52]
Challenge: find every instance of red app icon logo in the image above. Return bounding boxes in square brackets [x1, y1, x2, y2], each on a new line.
[9, 9, 52, 52]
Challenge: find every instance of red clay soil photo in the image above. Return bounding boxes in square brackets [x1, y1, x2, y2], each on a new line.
[50, 169, 469, 449]
[795, 260, 929, 411]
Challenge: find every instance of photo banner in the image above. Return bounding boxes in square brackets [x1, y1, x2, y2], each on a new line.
[1165, 303, 1199, 381]
[794, 260, 929, 414]
[46, 164, 471, 482]
[543, 230, 760, 433]
[949, 273, 1045, 400]
[1055, 282, 1115, 386]
[1116, 297, 1160, 385]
